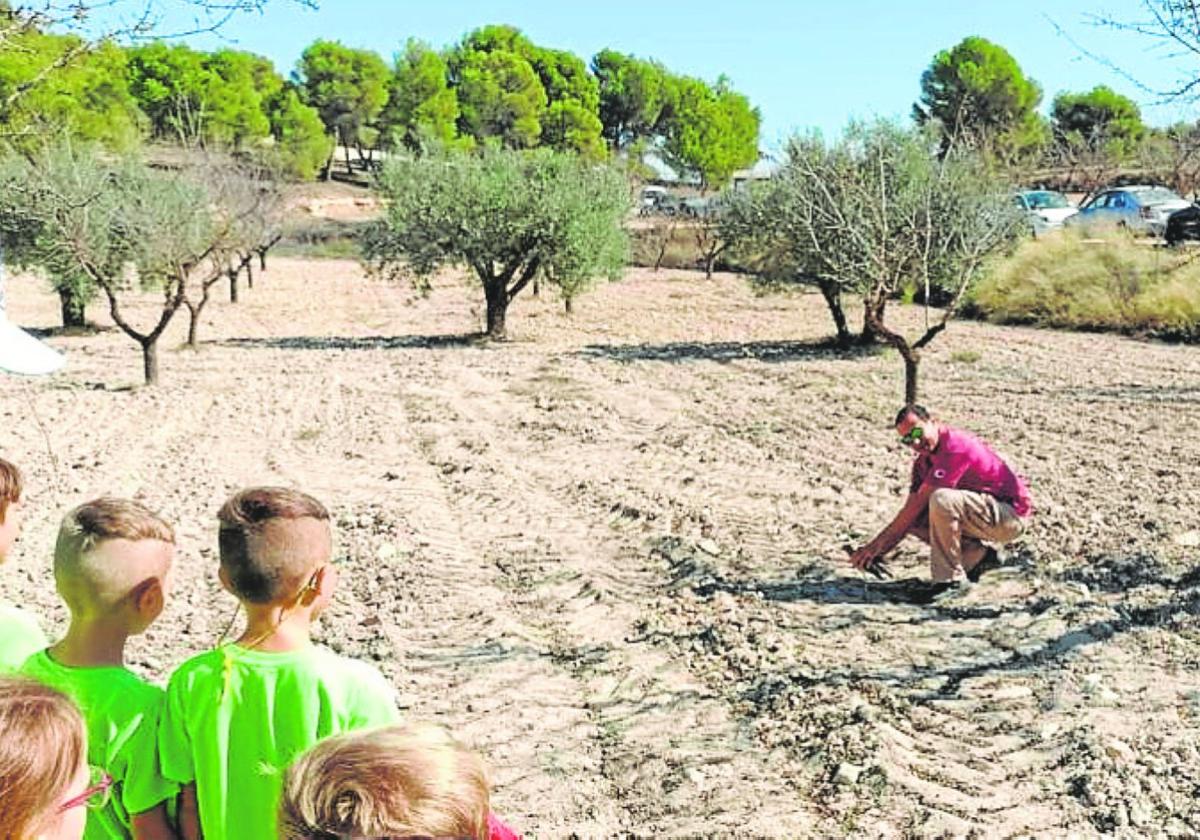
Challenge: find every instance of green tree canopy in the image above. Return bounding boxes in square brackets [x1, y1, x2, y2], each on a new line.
[264, 85, 331, 179]
[363, 148, 629, 338]
[452, 46, 547, 148]
[379, 39, 464, 152]
[295, 39, 390, 147]
[914, 36, 1045, 160]
[541, 98, 606, 159]
[591, 49, 672, 150]
[662, 75, 760, 188]
[0, 32, 142, 148]
[1051, 85, 1146, 159]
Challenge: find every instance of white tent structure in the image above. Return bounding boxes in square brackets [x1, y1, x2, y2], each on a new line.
[0, 248, 65, 376]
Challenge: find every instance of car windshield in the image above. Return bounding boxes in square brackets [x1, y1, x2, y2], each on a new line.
[1133, 187, 1183, 205]
[1023, 191, 1069, 210]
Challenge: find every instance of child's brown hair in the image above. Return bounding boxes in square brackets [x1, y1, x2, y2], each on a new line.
[217, 487, 331, 605]
[279, 723, 490, 840]
[0, 457, 23, 521]
[0, 676, 87, 838]
[53, 497, 176, 616]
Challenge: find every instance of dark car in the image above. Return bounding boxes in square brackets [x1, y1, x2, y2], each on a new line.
[1166, 204, 1200, 245]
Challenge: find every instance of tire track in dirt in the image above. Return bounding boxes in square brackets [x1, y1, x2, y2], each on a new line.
[270, 367, 629, 835]
[395, 360, 821, 835]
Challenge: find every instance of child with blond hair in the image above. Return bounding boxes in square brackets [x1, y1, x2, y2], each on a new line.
[159, 487, 400, 840]
[20, 498, 179, 840]
[0, 456, 48, 670]
[0, 675, 96, 840]
[279, 722, 521, 840]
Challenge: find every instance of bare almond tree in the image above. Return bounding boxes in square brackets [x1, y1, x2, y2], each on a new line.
[180, 157, 283, 345]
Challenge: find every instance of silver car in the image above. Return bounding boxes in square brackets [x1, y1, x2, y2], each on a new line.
[1068, 185, 1192, 237]
[1014, 190, 1077, 236]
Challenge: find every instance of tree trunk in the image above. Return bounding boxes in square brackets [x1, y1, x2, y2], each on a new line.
[903, 354, 919, 405]
[704, 252, 716, 279]
[257, 246, 268, 273]
[185, 302, 199, 348]
[863, 299, 920, 404]
[484, 280, 507, 339]
[858, 299, 884, 346]
[321, 138, 336, 181]
[564, 296, 574, 315]
[246, 259, 254, 289]
[817, 281, 851, 348]
[141, 339, 159, 386]
[58, 287, 85, 329]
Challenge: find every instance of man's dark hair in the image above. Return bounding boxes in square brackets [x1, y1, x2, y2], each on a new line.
[894, 404, 931, 427]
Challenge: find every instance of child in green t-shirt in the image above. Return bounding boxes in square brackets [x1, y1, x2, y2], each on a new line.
[20, 497, 180, 840]
[0, 456, 48, 671]
[159, 487, 400, 840]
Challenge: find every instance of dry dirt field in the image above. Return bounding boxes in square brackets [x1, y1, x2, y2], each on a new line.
[3, 260, 1200, 839]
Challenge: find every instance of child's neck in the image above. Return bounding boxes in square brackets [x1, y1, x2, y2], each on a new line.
[52, 617, 131, 669]
[236, 605, 314, 653]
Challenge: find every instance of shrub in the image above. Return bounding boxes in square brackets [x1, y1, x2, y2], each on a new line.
[972, 229, 1200, 340]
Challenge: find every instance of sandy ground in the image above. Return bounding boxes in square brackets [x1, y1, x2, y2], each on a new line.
[2, 260, 1200, 838]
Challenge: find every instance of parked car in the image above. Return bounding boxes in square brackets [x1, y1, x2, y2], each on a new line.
[1165, 204, 1200, 245]
[680, 196, 723, 219]
[1013, 190, 1077, 235]
[1066, 185, 1192, 237]
[639, 185, 668, 216]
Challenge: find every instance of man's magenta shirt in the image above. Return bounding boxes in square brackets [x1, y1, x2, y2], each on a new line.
[910, 425, 1032, 517]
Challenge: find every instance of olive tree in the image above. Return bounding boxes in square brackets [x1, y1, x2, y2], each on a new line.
[724, 122, 1024, 402]
[1, 141, 218, 384]
[362, 148, 628, 338]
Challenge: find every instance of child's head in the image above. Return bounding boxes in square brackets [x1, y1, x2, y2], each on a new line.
[0, 676, 91, 840]
[217, 487, 334, 612]
[279, 723, 491, 840]
[53, 498, 176, 633]
[0, 457, 25, 562]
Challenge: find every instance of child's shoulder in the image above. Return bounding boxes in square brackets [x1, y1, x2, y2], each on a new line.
[0, 601, 48, 670]
[0, 600, 45, 634]
[165, 646, 228, 685]
[310, 645, 391, 686]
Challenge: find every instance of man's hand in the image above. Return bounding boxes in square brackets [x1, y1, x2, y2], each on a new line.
[848, 543, 879, 570]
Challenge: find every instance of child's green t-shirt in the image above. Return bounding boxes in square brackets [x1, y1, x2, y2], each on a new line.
[159, 643, 400, 840]
[20, 649, 178, 840]
[0, 600, 48, 671]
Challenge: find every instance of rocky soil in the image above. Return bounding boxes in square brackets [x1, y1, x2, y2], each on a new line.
[2, 260, 1199, 838]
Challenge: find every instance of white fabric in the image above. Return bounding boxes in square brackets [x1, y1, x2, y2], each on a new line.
[0, 312, 65, 375]
[0, 250, 65, 376]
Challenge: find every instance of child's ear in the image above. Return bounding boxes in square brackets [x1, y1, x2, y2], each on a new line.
[217, 565, 233, 594]
[134, 577, 165, 621]
[304, 563, 337, 606]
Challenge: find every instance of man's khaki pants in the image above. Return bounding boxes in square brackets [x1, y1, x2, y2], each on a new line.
[907, 488, 1025, 582]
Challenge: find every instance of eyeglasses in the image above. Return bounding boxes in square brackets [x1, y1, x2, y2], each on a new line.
[899, 426, 924, 446]
[59, 767, 113, 813]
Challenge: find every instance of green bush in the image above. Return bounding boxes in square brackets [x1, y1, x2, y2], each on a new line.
[971, 229, 1200, 340]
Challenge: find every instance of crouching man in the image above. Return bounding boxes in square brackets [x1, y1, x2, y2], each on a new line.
[849, 404, 1031, 599]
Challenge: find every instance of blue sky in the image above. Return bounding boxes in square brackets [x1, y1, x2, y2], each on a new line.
[146, 0, 1198, 151]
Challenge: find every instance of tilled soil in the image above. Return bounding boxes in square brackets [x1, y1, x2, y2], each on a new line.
[2, 261, 1199, 838]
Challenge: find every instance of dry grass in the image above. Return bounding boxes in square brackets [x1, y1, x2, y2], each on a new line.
[972, 229, 1200, 340]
